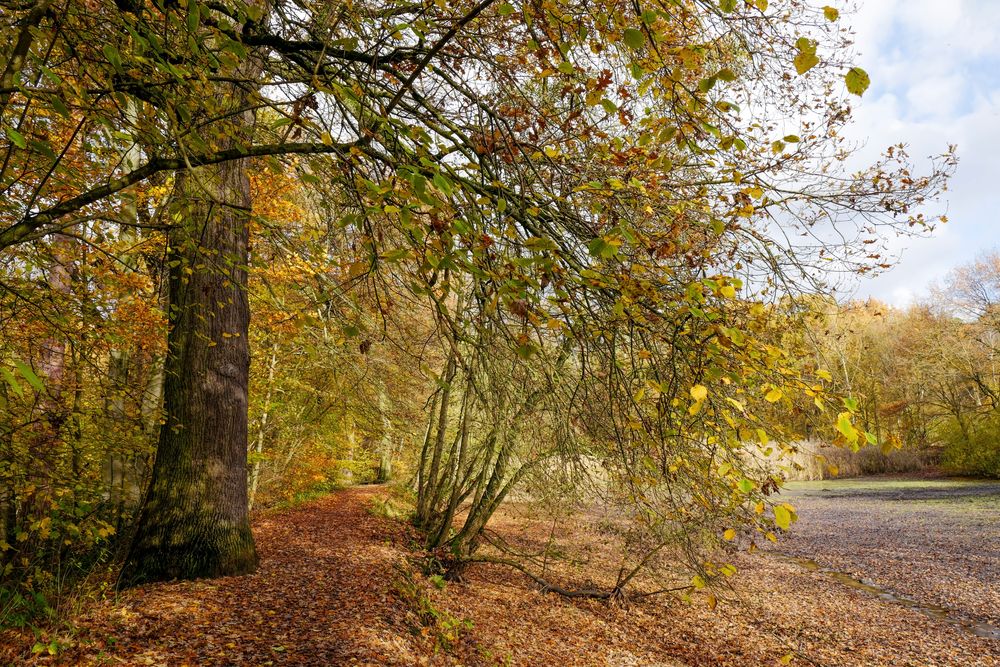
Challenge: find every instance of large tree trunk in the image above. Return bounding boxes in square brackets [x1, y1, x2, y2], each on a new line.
[121, 56, 261, 581]
[120, 161, 258, 585]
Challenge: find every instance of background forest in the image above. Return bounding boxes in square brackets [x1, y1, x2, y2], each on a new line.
[0, 0, 988, 656]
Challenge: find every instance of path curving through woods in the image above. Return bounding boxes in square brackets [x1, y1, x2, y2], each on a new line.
[16, 486, 425, 666]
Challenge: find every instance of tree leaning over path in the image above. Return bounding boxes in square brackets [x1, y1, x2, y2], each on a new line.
[1, 0, 954, 585]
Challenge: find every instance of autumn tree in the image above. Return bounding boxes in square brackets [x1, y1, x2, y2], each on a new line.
[2, 0, 954, 590]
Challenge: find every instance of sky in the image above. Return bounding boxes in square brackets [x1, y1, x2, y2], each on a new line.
[837, 0, 1000, 306]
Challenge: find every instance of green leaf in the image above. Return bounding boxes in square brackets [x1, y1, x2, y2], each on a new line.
[244, 3, 263, 21]
[50, 96, 70, 119]
[845, 67, 870, 96]
[5, 127, 26, 149]
[836, 411, 859, 444]
[14, 361, 43, 393]
[587, 237, 617, 259]
[719, 0, 737, 12]
[515, 342, 537, 359]
[717, 68, 738, 82]
[102, 44, 122, 72]
[738, 478, 754, 494]
[795, 37, 816, 53]
[557, 60, 575, 75]
[794, 51, 819, 75]
[412, 174, 426, 198]
[498, 2, 515, 16]
[432, 172, 453, 196]
[1, 367, 23, 397]
[823, 6, 839, 21]
[187, 1, 200, 33]
[622, 28, 645, 50]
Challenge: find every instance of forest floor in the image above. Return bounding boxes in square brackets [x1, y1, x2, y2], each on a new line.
[2, 481, 998, 666]
[777, 478, 1000, 630]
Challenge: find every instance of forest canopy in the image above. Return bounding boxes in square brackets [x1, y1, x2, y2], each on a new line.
[0, 0, 956, 625]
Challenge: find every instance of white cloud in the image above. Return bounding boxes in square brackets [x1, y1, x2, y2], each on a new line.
[834, 0, 1000, 306]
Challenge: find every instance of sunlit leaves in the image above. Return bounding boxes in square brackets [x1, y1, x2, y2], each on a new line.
[1, 366, 23, 397]
[823, 6, 840, 21]
[836, 411, 860, 448]
[794, 38, 820, 75]
[845, 67, 871, 96]
[773, 504, 794, 530]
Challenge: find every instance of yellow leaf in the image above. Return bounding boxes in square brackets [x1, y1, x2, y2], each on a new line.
[723, 528, 736, 541]
[690, 384, 708, 401]
[764, 388, 783, 403]
[773, 505, 792, 530]
[720, 285, 736, 298]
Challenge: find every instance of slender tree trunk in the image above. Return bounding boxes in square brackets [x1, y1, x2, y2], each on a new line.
[417, 354, 455, 525]
[248, 344, 279, 511]
[376, 386, 393, 483]
[341, 412, 357, 484]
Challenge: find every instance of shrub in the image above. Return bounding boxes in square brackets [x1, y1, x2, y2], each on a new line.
[936, 413, 1000, 478]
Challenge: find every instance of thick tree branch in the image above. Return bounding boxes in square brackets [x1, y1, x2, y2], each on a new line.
[0, 140, 357, 249]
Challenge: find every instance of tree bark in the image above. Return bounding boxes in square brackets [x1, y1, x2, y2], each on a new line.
[120, 158, 258, 584]
[120, 40, 263, 581]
